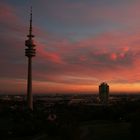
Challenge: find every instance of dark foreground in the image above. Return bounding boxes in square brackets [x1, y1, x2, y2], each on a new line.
[0, 94, 140, 140]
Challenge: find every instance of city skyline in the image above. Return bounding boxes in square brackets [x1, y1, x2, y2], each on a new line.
[1, 0, 140, 94]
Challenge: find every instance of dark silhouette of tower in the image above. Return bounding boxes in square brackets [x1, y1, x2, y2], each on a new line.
[25, 7, 36, 110]
[99, 82, 109, 105]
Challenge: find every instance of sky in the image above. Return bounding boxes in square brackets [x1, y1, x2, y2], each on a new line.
[1, 0, 140, 94]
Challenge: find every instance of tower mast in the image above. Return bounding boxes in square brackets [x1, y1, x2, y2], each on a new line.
[25, 7, 36, 110]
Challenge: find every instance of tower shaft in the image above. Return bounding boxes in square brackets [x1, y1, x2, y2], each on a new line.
[27, 57, 33, 110]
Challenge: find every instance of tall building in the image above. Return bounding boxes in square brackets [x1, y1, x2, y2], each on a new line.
[99, 82, 109, 105]
[25, 7, 36, 110]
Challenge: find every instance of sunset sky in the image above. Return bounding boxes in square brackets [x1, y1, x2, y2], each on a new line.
[1, 0, 140, 94]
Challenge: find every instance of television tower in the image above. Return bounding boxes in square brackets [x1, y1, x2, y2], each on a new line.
[25, 7, 36, 110]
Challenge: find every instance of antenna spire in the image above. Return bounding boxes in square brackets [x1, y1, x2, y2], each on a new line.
[29, 6, 32, 36]
[28, 6, 34, 38]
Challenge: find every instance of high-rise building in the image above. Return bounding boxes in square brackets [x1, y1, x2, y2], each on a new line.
[25, 7, 36, 110]
[99, 82, 109, 105]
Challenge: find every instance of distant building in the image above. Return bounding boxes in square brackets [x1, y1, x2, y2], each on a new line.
[99, 82, 109, 105]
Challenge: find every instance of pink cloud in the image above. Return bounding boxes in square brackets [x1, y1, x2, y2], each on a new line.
[110, 53, 117, 61]
[0, 3, 17, 23]
[2, 1, 140, 93]
[36, 41, 64, 64]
